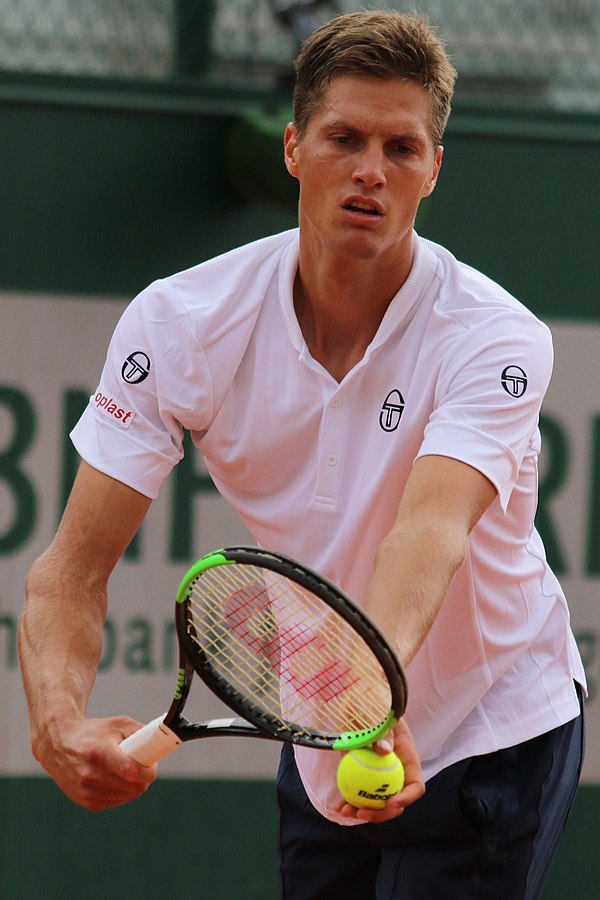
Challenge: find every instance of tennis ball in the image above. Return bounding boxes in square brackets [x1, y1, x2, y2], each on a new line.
[337, 747, 404, 809]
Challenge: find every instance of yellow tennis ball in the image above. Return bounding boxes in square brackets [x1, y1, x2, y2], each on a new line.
[337, 747, 405, 809]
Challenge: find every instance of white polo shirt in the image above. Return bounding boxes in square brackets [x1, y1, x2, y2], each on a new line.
[72, 228, 585, 825]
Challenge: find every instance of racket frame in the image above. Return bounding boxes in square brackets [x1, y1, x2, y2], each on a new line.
[167, 545, 407, 751]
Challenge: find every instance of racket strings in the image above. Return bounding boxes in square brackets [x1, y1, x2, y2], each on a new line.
[185, 565, 391, 738]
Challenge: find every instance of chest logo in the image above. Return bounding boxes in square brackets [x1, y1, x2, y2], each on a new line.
[501, 365, 528, 398]
[379, 389, 405, 432]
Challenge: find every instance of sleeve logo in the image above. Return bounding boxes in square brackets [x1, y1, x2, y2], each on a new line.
[122, 351, 151, 384]
[501, 365, 528, 397]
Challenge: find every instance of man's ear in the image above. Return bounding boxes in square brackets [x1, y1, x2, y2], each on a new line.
[283, 122, 300, 180]
[423, 145, 444, 198]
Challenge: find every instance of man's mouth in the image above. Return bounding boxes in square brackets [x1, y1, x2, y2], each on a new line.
[344, 201, 382, 216]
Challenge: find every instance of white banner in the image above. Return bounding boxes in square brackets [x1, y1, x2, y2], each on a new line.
[0, 292, 598, 780]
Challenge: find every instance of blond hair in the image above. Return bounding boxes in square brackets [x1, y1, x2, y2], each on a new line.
[293, 10, 457, 147]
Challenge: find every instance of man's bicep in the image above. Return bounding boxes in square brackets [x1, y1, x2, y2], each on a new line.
[396, 455, 497, 535]
[51, 460, 152, 579]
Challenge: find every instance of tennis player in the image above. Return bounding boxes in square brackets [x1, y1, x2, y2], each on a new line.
[19, 10, 585, 899]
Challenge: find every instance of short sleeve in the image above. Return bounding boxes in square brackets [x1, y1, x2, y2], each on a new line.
[71, 282, 213, 499]
[417, 312, 553, 511]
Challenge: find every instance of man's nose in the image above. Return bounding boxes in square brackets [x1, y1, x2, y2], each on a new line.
[352, 147, 387, 188]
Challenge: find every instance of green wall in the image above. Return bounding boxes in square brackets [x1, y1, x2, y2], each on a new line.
[0, 778, 278, 900]
[0, 778, 598, 899]
[1, 72, 599, 899]
[422, 107, 600, 321]
[3, 73, 598, 319]
[0, 72, 296, 296]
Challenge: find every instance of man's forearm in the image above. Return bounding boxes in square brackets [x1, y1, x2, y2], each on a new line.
[364, 518, 468, 668]
[19, 548, 107, 753]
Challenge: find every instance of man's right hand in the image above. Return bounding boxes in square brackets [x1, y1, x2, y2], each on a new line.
[33, 715, 158, 812]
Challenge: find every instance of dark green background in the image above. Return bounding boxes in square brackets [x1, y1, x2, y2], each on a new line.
[1, 73, 599, 320]
[0, 776, 598, 900]
[1, 72, 599, 898]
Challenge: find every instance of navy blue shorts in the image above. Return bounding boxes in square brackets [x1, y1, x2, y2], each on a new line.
[277, 685, 585, 900]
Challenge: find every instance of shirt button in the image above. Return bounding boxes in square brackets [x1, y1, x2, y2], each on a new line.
[332, 397, 341, 407]
[327, 454, 338, 466]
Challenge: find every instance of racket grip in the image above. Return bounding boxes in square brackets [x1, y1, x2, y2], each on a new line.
[119, 715, 182, 766]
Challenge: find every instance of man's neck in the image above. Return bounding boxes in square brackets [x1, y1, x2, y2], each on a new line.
[293, 244, 414, 382]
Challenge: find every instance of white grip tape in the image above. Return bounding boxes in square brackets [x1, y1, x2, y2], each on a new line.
[119, 715, 182, 766]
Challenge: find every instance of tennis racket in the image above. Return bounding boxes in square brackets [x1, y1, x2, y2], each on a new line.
[120, 546, 407, 766]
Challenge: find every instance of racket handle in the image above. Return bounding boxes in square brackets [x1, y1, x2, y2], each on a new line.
[119, 715, 182, 766]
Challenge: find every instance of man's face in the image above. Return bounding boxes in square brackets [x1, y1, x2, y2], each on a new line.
[284, 75, 443, 265]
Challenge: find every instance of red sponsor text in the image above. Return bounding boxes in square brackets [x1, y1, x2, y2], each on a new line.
[92, 391, 135, 428]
